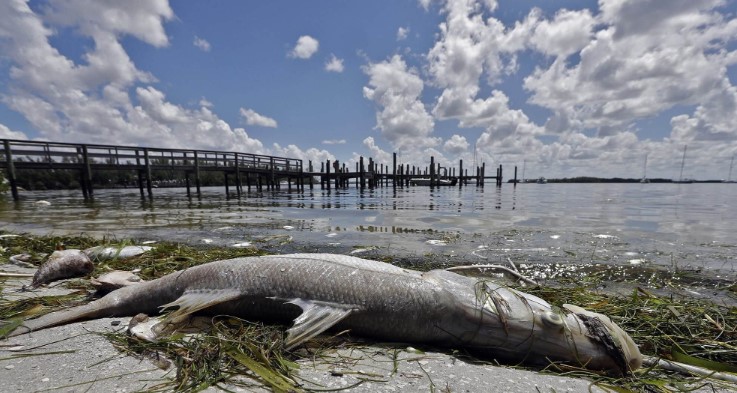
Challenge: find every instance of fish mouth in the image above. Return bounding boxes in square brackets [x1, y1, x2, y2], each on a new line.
[563, 304, 643, 373]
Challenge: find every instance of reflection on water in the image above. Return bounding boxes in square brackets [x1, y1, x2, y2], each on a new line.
[0, 183, 735, 271]
[1, 183, 735, 241]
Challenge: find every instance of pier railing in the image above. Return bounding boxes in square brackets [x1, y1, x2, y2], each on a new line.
[1, 139, 303, 199]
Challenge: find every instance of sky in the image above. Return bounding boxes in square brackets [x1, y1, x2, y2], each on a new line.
[1, 0, 737, 180]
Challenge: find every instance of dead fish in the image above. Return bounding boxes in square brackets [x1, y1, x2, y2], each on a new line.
[84, 245, 153, 261]
[7, 253, 642, 374]
[90, 270, 145, 293]
[8, 253, 46, 268]
[30, 249, 94, 288]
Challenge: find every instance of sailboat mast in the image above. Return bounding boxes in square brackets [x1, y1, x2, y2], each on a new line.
[522, 159, 526, 182]
[729, 154, 735, 182]
[643, 154, 648, 179]
[679, 145, 687, 182]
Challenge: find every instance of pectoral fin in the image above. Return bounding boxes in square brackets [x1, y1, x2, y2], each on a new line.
[158, 289, 242, 327]
[283, 298, 357, 350]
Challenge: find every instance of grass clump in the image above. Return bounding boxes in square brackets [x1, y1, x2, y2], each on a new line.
[103, 317, 300, 392]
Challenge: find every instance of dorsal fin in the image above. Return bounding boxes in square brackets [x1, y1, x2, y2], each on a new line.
[282, 298, 357, 349]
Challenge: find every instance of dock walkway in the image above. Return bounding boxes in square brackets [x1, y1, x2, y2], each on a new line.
[2, 139, 506, 200]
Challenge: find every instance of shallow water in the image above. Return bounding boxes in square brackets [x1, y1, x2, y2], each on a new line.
[1, 183, 735, 282]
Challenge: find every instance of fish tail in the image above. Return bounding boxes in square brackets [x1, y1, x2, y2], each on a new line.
[6, 282, 165, 337]
[5, 301, 110, 337]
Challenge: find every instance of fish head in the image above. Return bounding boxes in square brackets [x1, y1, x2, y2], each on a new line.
[457, 282, 642, 374]
[560, 303, 642, 372]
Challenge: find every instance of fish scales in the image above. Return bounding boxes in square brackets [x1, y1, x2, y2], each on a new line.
[5, 253, 642, 374]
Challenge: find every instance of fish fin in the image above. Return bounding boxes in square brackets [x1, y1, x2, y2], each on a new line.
[284, 298, 356, 350]
[159, 288, 242, 323]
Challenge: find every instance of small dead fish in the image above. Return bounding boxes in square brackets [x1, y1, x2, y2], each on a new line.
[8, 253, 46, 268]
[31, 250, 93, 288]
[90, 270, 145, 293]
[84, 245, 153, 261]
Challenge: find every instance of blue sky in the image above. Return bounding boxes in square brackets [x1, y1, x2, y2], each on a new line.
[1, 0, 737, 180]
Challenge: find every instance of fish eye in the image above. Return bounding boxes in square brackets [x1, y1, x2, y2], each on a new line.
[541, 311, 564, 328]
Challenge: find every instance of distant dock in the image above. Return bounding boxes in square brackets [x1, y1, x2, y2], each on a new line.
[1, 139, 504, 200]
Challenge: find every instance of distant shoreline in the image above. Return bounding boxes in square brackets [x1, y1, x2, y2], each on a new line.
[509, 177, 729, 183]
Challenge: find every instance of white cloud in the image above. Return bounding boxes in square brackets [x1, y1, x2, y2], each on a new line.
[272, 143, 334, 164]
[324, 54, 344, 72]
[239, 108, 278, 128]
[0, 123, 28, 140]
[322, 139, 346, 145]
[443, 134, 469, 154]
[199, 98, 213, 108]
[42, 0, 173, 48]
[193, 36, 211, 52]
[361, 136, 393, 164]
[362, 55, 437, 151]
[0, 1, 268, 155]
[289, 35, 319, 59]
[529, 9, 594, 57]
[397, 26, 410, 41]
[523, 0, 737, 140]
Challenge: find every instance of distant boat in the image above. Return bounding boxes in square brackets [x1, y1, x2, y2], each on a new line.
[536, 177, 547, 184]
[673, 145, 693, 184]
[410, 178, 457, 186]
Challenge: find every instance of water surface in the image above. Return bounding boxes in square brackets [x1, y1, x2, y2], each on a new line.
[1, 183, 735, 279]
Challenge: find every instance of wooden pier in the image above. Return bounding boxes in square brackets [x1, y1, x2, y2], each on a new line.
[1, 139, 305, 200]
[1, 139, 506, 200]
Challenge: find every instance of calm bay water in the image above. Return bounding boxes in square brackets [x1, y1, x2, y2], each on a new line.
[1, 183, 735, 276]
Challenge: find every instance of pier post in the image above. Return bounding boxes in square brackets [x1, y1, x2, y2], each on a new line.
[194, 150, 201, 198]
[185, 172, 191, 198]
[459, 159, 463, 188]
[360, 156, 365, 190]
[3, 140, 19, 200]
[326, 159, 331, 190]
[430, 156, 435, 187]
[270, 157, 275, 191]
[135, 150, 144, 198]
[235, 154, 242, 197]
[309, 161, 314, 190]
[224, 172, 230, 197]
[144, 148, 153, 197]
[392, 153, 397, 188]
[513, 165, 517, 186]
[481, 163, 486, 187]
[81, 145, 93, 199]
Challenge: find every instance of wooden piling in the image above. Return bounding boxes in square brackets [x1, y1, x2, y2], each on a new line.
[429, 156, 435, 187]
[3, 140, 19, 201]
[81, 145, 93, 198]
[193, 150, 201, 197]
[326, 159, 331, 190]
[144, 148, 153, 197]
[235, 154, 242, 197]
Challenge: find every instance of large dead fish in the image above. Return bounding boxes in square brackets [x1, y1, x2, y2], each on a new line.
[5, 253, 642, 374]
